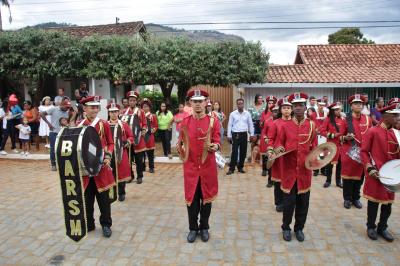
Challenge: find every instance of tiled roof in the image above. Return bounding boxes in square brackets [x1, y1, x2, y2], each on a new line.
[48, 21, 146, 37]
[267, 44, 400, 83]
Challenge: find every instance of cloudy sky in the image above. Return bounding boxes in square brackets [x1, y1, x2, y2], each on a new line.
[2, 0, 400, 64]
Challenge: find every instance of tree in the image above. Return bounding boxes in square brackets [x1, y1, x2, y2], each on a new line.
[328, 28, 374, 44]
[0, 0, 13, 31]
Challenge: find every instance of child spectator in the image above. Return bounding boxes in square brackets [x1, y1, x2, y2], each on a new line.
[16, 117, 31, 156]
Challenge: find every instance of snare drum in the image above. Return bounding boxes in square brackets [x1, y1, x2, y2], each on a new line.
[379, 159, 400, 192]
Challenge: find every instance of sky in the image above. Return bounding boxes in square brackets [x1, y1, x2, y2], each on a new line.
[2, 0, 400, 64]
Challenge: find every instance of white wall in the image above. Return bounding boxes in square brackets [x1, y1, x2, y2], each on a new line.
[89, 79, 111, 100]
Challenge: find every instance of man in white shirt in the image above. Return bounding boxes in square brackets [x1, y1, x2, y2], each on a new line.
[226, 98, 255, 175]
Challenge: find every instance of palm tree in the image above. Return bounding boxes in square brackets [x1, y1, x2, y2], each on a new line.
[0, 0, 13, 31]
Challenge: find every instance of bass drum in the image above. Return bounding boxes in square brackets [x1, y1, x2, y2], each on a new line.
[110, 123, 123, 163]
[56, 126, 103, 176]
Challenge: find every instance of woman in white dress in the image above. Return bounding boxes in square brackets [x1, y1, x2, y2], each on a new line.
[38, 96, 52, 148]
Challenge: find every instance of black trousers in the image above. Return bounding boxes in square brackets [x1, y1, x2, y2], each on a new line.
[229, 132, 248, 171]
[85, 177, 112, 228]
[367, 200, 392, 231]
[274, 181, 284, 206]
[282, 184, 310, 231]
[131, 148, 144, 179]
[118, 181, 126, 196]
[325, 158, 342, 185]
[0, 119, 18, 150]
[187, 179, 212, 231]
[262, 155, 272, 182]
[342, 174, 364, 201]
[158, 129, 171, 156]
[145, 149, 155, 170]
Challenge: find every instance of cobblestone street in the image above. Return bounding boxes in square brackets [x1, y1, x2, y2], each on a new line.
[1, 160, 400, 265]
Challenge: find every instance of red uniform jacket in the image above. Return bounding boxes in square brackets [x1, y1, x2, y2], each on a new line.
[362, 123, 400, 204]
[275, 118, 317, 194]
[80, 118, 115, 192]
[340, 114, 372, 180]
[267, 118, 291, 182]
[145, 112, 158, 150]
[122, 107, 147, 153]
[117, 120, 134, 182]
[259, 112, 273, 155]
[180, 114, 221, 206]
[319, 117, 345, 164]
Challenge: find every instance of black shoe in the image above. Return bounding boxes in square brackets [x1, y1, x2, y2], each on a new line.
[275, 205, 284, 212]
[282, 230, 291, 241]
[187, 230, 198, 243]
[313, 171, 319, 177]
[323, 182, 331, 188]
[118, 194, 125, 202]
[336, 182, 343, 188]
[367, 228, 378, 240]
[378, 229, 394, 242]
[149, 168, 154, 173]
[87, 225, 95, 232]
[262, 170, 267, 176]
[266, 182, 273, 188]
[226, 170, 234, 175]
[353, 200, 362, 209]
[238, 169, 246, 173]
[51, 165, 57, 171]
[137, 178, 143, 184]
[295, 230, 305, 242]
[344, 200, 351, 209]
[200, 229, 209, 242]
[102, 226, 112, 238]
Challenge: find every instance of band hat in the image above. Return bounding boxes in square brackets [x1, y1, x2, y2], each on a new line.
[80, 95, 102, 106]
[126, 91, 139, 99]
[317, 99, 326, 105]
[42, 96, 51, 102]
[328, 102, 342, 110]
[266, 95, 277, 103]
[288, 92, 308, 103]
[379, 103, 400, 114]
[348, 94, 367, 104]
[106, 103, 120, 111]
[140, 98, 152, 107]
[388, 97, 400, 105]
[277, 97, 292, 107]
[187, 89, 209, 100]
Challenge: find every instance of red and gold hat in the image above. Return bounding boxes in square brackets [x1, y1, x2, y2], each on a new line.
[106, 103, 120, 111]
[379, 103, 400, 114]
[80, 95, 102, 106]
[388, 97, 400, 105]
[348, 94, 367, 104]
[266, 95, 277, 103]
[187, 89, 209, 100]
[317, 99, 326, 105]
[126, 91, 139, 99]
[277, 97, 292, 107]
[328, 102, 342, 110]
[288, 92, 308, 103]
[140, 98, 152, 107]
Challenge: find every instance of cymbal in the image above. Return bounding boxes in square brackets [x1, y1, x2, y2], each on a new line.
[305, 142, 337, 170]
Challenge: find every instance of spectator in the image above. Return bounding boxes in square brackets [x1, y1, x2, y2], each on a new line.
[307, 96, 317, 109]
[23, 101, 40, 150]
[370, 97, 385, 125]
[0, 99, 6, 149]
[226, 98, 255, 175]
[15, 117, 31, 156]
[212, 101, 225, 144]
[156, 102, 174, 158]
[174, 103, 189, 138]
[39, 96, 53, 148]
[54, 87, 65, 106]
[0, 94, 23, 155]
[206, 101, 213, 114]
[79, 82, 89, 99]
[40, 97, 73, 171]
[361, 92, 371, 116]
[74, 89, 82, 102]
[183, 97, 193, 115]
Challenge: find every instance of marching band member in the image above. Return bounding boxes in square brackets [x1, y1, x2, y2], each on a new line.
[319, 102, 345, 188]
[361, 103, 400, 241]
[260, 95, 277, 185]
[78, 96, 115, 238]
[266, 97, 292, 212]
[340, 94, 372, 209]
[313, 99, 328, 176]
[123, 91, 147, 184]
[141, 98, 158, 173]
[107, 103, 134, 202]
[273, 92, 316, 242]
[177, 89, 220, 243]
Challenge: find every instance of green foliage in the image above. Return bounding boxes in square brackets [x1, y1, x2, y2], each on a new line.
[140, 90, 179, 113]
[328, 28, 375, 44]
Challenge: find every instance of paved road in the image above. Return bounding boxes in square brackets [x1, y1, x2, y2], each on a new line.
[0, 160, 399, 265]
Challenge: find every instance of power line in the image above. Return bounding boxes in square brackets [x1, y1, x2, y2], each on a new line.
[160, 20, 400, 26]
